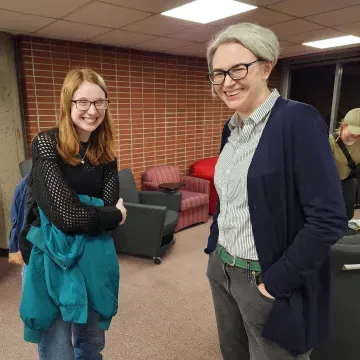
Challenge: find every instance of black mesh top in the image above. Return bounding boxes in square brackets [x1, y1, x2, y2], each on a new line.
[19, 128, 122, 264]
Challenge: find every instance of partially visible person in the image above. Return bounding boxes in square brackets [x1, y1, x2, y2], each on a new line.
[8, 173, 29, 265]
[330, 108, 360, 219]
[204, 23, 347, 360]
[19, 68, 127, 360]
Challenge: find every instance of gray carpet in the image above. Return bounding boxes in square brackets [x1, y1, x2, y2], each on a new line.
[0, 218, 222, 359]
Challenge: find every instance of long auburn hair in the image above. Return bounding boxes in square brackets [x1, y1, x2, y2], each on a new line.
[57, 68, 116, 166]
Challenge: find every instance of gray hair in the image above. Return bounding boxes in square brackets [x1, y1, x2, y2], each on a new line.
[207, 23, 279, 72]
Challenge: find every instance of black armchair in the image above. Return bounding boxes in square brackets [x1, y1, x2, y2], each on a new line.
[311, 234, 360, 360]
[111, 168, 181, 264]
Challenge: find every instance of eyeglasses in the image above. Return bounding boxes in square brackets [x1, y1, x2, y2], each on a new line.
[71, 99, 109, 111]
[207, 59, 262, 85]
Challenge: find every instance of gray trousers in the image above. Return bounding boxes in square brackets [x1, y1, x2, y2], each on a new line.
[207, 252, 311, 360]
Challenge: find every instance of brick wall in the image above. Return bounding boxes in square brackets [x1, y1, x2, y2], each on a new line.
[18, 36, 282, 186]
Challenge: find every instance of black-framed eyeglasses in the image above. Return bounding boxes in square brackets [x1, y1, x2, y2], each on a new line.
[71, 99, 109, 111]
[207, 59, 262, 85]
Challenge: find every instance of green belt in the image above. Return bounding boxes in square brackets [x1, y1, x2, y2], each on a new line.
[216, 244, 261, 272]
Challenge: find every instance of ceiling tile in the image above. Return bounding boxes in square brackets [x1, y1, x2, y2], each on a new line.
[133, 37, 195, 51]
[0, 28, 21, 35]
[336, 22, 360, 35]
[268, 19, 323, 37]
[281, 45, 312, 55]
[101, 0, 190, 13]
[166, 42, 207, 57]
[36, 20, 109, 41]
[176, 42, 207, 52]
[0, 10, 54, 32]
[168, 25, 219, 43]
[279, 40, 297, 48]
[92, 30, 156, 46]
[281, 28, 344, 44]
[210, 8, 293, 28]
[280, 44, 324, 58]
[305, 6, 360, 27]
[280, 43, 360, 58]
[65, 2, 152, 28]
[241, 0, 282, 5]
[121, 14, 194, 36]
[0, 0, 91, 18]
[269, 0, 360, 17]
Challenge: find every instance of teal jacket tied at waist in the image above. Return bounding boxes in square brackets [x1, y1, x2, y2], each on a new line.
[20, 195, 119, 343]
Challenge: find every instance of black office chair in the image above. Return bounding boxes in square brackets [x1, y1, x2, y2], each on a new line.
[311, 234, 360, 360]
[111, 168, 181, 264]
[19, 159, 32, 178]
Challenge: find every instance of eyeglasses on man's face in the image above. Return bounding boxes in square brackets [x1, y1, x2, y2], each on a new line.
[207, 59, 262, 85]
[71, 99, 109, 111]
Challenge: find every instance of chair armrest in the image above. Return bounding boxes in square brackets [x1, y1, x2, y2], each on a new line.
[142, 181, 159, 191]
[111, 202, 167, 256]
[181, 176, 210, 195]
[139, 191, 181, 212]
[124, 202, 167, 215]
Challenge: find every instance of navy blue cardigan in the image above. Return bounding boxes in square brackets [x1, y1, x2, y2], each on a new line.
[206, 97, 347, 354]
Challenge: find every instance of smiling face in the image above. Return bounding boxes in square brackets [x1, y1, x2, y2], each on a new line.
[71, 80, 106, 142]
[211, 42, 272, 119]
[341, 124, 360, 145]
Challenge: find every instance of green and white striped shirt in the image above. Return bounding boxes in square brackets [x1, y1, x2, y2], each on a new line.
[215, 89, 280, 260]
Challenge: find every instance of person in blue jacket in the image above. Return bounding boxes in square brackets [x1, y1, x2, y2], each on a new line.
[205, 23, 347, 359]
[19, 68, 127, 360]
[8, 173, 29, 265]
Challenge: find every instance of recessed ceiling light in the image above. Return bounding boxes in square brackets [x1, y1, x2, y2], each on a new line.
[161, 0, 257, 24]
[303, 35, 360, 49]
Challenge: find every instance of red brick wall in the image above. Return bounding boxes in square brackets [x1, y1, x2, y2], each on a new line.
[18, 36, 282, 186]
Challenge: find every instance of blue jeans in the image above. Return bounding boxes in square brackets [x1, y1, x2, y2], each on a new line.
[22, 265, 105, 360]
[38, 311, 105, 360]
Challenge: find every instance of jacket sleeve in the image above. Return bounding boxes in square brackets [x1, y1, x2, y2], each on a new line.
[31, 131, 121, 235]
[205, 119, 231, 254]
[262, 105, 348, 298]
[9, 182, 22, 253]
[20, 253, 59, 344]
[8, 174, 29, 254]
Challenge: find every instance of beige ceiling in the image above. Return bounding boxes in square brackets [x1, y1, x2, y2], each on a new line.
[1, 0, 360, 58]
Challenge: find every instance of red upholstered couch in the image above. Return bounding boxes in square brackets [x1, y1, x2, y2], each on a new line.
[190, 156, 218, 215]
[142, 165, 210, 232]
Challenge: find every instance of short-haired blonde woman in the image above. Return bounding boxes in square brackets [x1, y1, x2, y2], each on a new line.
[19, 69, 126, 360]
[205, 23, 347, 359]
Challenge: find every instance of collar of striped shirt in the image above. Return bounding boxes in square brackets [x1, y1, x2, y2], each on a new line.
[229, 89, 280, 131]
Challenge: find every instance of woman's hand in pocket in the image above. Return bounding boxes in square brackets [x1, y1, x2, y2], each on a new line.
[257, 283, 275, 300]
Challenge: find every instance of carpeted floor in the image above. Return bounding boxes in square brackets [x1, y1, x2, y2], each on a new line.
[0, 218, 222, 360]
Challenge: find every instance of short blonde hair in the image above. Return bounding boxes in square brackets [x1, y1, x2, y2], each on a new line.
[207, 22, 279, 72]
[336, 119, 346, 136]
